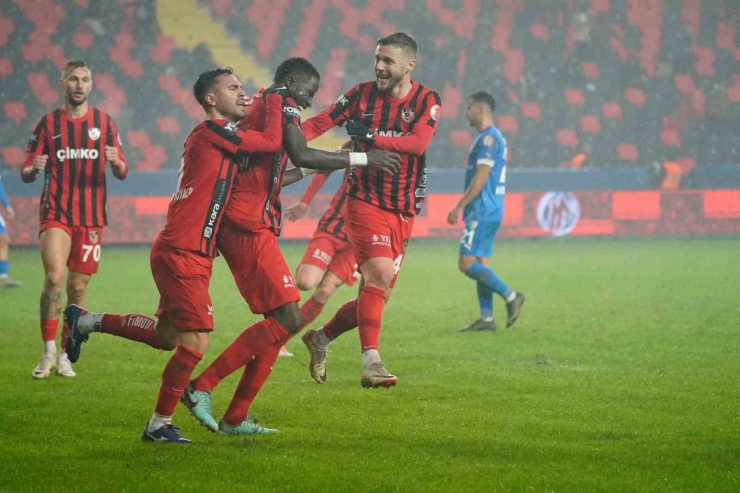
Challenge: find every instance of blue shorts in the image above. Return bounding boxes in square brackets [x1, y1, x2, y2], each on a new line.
[0, 213, 6, 235]
[459, 220, 500, 258]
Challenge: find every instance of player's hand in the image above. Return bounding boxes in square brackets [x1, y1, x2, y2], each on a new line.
[105, 146, 120, 167]
[285, 201, 309, 221]
[345, 120, 375, 146]
[4, 206, 15, 221]
[32, 154, 48, 173]
[447, 205, 463, 225]
[264, 83, 290, 99]
[366, 150, 401, 175]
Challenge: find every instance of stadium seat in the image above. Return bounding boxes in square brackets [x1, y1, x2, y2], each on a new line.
[150, 35, 175, 64]
[27, 73, 59, 108]
[557, 129, 578, 149]
[73, 27, 94, 51]
[4, 102, 27, 125]
[529, 24, 549, 40]
[209, 0, 234, 18]
[602, 102, 624, 120]
[497, 115, 518, 135]
[450, 130, 472, 149]
[617, 143, 639, 163]
[564, 88, 586, 107]
[1, 147, 25, 169]
[582, 62, 600, 79]
[624, 87, 647, 107]
[661, 127, 681, 148]
[674, 74, 695, 94]
[0, 58, 13, 79]
[520, 101, 542, 121]
[693, 45, 716, 77]
[157, 116, 180, 137]
[0, 13, 14, 47]
[580, 115, 601, 134]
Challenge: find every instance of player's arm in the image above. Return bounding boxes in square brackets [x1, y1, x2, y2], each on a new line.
[348, 92, 442, 156]
[447, 165, 492, 226]
[284, 171, 330, 221]
[21, 118, 48, 183]
[301, 85, 362, 141]
[282, 166, 319, 188]
[0, 177, 13, 220]
[106, 118, 129, 180]
[204, 94, 284, 155]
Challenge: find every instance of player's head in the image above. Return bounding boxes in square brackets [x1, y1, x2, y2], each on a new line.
[193, 67, 248, 122]
[374, 32, 417, 93]
[60, 60, 92, 107]
[273, 57, 321, 110]
[466, 91, 496, 127]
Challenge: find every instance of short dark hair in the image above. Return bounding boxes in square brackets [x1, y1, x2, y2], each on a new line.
[377, 32, 417, 56]
[469, 91, 496, 113]
[193, 67, 234, 106]
[273, 57, 320, 84]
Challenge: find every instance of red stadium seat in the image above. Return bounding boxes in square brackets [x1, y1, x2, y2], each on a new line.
[564, 88, 586, 106]
[441, 85, 462, 120]
[210, 0, 234, 18]
[674, 74, 694, 95]
[582, 62, 600, 79]
[4, 102, 27, 125]
[150, 35, 175, 64]
[693, 45, 715, 77]
[520, 101, 541, 121]
[137, 145, 167, 172]
[617, 143, 639, 163]
[27, 72, 59, 108]
[127, 130, 150, 149]
[661, 127, 681, 148]
[602, 101, 623, 120]
[557, 129, 578, 149]
[0, 13, 14, 47]
[580, 115, 601, 134]
[503, 49, 524, 83]
[73, 28, 94, 51]
[728, 84, 740, 103]
[0, 58, 13, 79]
[624, 87, 646, 107]
[496, 115, 518, 135]
[157, 116, 180, 137]
[1, 147, 26, 169]
[529, 24, 549, 40]
[450, 130, 473, 149]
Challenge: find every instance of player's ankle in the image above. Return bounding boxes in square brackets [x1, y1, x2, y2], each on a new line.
[43, 341, 57, 355]
[362, 349, 381, 369]
[313, 329, 331, 349]
[78, 312, 104, 335]
[505, 291, 517, 303]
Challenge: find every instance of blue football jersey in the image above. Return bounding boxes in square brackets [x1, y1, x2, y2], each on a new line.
[463, 125, 507, 222]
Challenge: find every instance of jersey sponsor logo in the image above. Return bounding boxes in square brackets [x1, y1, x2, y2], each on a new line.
[207, 304, 213, 316]
[127, 315, 154, 331]
[56, 148, 100, 162]
[223, 122, 238, 133]
[88, 127, 101, 141]
[537, 191, 581, 237]
[172, 187, 193, 202]
[415, 188, 426, 198]
[312, 248, 333, 265]
[401, 107, 415, 123]
[483, 135, 495, 147]
[376, 129, 409, 137]
[88, 231, 99, 244]
[203, 202, 221, 238]
[282, 275, 296, 288]
[430, 104, 441, 121]
[371, 234, 391, 247]
[283, 105, 300, 118]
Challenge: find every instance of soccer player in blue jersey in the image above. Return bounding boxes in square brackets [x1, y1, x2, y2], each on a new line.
[0, 164, 22, 289]
[447, 92, 524, 331]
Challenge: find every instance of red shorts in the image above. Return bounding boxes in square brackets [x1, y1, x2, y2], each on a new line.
[300, 230, 359, 286]
[345, 198, 414, 287]
[150, 235, 215, 331]
[217, 222, 300, 315]
[40, 220, 104, 275]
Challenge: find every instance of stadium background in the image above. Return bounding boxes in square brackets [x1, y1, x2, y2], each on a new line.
[1, 0, 740, 243]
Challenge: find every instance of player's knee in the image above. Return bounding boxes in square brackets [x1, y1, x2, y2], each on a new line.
[43, 270, 65, 292]
[178, 330, 209, 353]
[296, 277, 317, 291]
[272, 304, 303, 335]
[66, 278, 88, 301]
[458, 256, 475, 273]
[363, 269, 394, 290]
[0, 233, 8, 247]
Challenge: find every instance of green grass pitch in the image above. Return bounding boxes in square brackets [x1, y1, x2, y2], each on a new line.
[1, 238, 739, 493]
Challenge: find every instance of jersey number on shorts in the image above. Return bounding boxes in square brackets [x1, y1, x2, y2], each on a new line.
[393, 254, 404, 275]
[82, 244, 101, 262]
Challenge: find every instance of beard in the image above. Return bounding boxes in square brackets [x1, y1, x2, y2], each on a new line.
[377, 71, 405, 92]
[66, 92, 88, 107]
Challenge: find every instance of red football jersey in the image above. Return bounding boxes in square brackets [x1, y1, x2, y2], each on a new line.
[302, 81, 442, 215]
[223, 94, 302, 235]
[22, 107, 127, 227]
[315, 169, 350, 242]
[159, 94, 284, 257]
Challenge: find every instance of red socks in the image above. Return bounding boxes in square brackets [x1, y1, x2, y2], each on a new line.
[322, 298, 358, 341]
[191, 317, 290, 392]
[299, 296, 325, 328]
[222, 344, 281, 426]
[101, 314, 167, 350]
[41, 319, 58, 342]
[357, 286, 386, 351]
[153, 344, 203, 418]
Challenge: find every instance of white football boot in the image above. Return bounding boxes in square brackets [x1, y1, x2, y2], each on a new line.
[32, 353, 57, 379]
[56, 353, 76, 377]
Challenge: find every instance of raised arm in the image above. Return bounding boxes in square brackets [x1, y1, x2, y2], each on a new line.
[204, 94, 284, 154]
[302, 84, 363, 141]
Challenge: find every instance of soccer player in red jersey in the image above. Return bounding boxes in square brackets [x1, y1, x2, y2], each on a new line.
[22, 61, 128, 379]
[298, 32, 443, 388]
[283, 142, 360, 348]
[64, 67, 287, 443]
[179, 58, 401, 435]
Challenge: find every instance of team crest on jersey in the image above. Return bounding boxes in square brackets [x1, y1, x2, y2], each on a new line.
[89, 231, 99, 244]
[402, 107, 415, 123]
[430, 105, 441, 121]
[88, 127, 101, 141]
[483, 135, 495, 147]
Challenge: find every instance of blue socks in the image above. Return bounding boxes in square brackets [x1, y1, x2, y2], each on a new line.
[0, 259, 8, 276]
[476, 281, 493, 319]
[465, 261, 513, 302]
